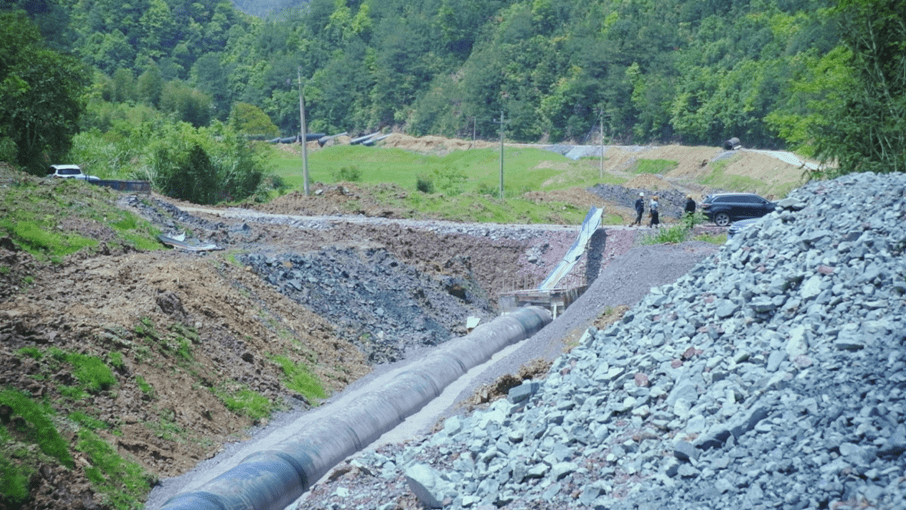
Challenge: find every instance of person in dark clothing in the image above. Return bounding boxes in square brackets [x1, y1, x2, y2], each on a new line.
[649, 195, 660, 228]
[684, 195, 697, 216]
[632, 192, 644, 226]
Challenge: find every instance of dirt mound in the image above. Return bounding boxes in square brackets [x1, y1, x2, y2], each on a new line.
[522, 187, 604, 209]
[251, 183, 408, 218]
[379, 134, 495, 154]
[599, 145, 719, 175]
[0, 243, 375, 506]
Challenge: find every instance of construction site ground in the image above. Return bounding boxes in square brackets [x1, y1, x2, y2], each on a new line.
[0, 137, 812, 509]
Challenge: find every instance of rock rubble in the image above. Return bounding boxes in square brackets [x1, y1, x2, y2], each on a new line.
[240, 247, 496, 363]
[300, 172, 906, 509]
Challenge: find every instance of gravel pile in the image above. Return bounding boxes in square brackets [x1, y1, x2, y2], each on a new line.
[240, 247, 496, 363]
[300, 172, 906, 509]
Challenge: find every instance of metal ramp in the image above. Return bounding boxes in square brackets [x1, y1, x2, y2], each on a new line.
[499, 207, 603, 317]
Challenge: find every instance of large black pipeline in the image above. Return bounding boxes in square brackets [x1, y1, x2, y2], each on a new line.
[161, 306, 551, 510]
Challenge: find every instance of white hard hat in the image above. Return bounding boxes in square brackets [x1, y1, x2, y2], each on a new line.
[639, 192, 644, 196]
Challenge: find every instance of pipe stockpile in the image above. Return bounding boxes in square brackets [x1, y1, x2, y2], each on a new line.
[349, 131, 382, 145]
[268, 133, 326, 144]
[160, 306, 551, 510]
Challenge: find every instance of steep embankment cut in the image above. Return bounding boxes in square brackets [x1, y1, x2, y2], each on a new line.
[298, 171, 906, 509]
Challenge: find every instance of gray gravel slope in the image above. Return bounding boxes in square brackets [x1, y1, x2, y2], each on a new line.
[444, 235, 720, 420]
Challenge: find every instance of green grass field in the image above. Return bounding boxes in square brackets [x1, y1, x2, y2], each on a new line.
[269, 144, 626, 225]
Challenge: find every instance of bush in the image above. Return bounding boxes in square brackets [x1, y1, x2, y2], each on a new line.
[334, 165, 362, 182]
[641, 224, 689, 245]
[148, 122, 269, 205]
[416, 175, 434, 193]
[431, 166, 467, 195]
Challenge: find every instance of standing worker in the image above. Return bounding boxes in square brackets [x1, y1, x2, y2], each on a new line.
[632, 192, 645, 226]
[684, 194, 697, 216]
[649, 195, 660, 228]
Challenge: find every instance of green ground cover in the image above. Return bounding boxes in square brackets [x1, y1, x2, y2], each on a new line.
[270, 144, 626, 225]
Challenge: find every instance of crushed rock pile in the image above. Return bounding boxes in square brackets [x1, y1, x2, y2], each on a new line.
[240, 247, 496, 364]
[299, 172, 906, 509]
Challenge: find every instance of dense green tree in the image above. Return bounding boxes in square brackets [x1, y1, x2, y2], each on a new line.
[229, 102, 280, 137]
[810, 0, 906, 176]
[159, 81, 213, 127]
[112, 68, 136, 103]
[137, 60, 165, 106]
[191, 53, 233, 119]
[148, 121, 268, 204]
[10, 0, 853, 148]
[0, 10, 88, 173]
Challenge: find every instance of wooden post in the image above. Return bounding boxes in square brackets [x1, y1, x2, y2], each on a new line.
[298, 68, 310, 197]
[600, 112, 605, 180]
[499, 110, 504, 200]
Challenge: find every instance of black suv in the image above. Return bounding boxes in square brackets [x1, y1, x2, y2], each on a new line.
[701, 193, 776, 227]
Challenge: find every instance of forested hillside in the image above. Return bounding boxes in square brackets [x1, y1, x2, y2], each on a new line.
[2, 0, 904, 179]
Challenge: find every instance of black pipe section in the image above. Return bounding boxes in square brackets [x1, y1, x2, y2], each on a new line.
[349, 131, 381, 145]
[269, 134, 326, 144]
[161, 307, 551, 510]
[362, 134, 391, 146]
[317, 132, 347, 147]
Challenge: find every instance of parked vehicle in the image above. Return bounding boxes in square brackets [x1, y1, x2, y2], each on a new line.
[47, 164, 99, 182]
[727, 218, 761, 240]
[701, 192, 776, 227]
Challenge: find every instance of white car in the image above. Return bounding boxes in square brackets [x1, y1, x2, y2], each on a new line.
[47, 164, 99, 182]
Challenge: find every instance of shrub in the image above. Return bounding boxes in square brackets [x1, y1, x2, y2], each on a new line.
[641, 224, 689, 245]
[334, 165, 362, 182]
[416, 175, 434, 193]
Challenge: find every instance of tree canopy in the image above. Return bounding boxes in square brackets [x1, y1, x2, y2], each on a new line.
[809, 0, 906, 176]
[4, 0, 904, 181]
[0, 10, 88, 174]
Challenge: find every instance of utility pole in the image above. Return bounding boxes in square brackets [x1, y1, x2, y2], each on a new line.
[496, 110, 506, 200]
[598, 108, 607, 180]
[600, 111, 605, 180]
[298, 68, 310, 197]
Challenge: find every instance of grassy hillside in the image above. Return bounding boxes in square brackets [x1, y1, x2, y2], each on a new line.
[270, 141, 627, 224]
[265, 138, 812, 224]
